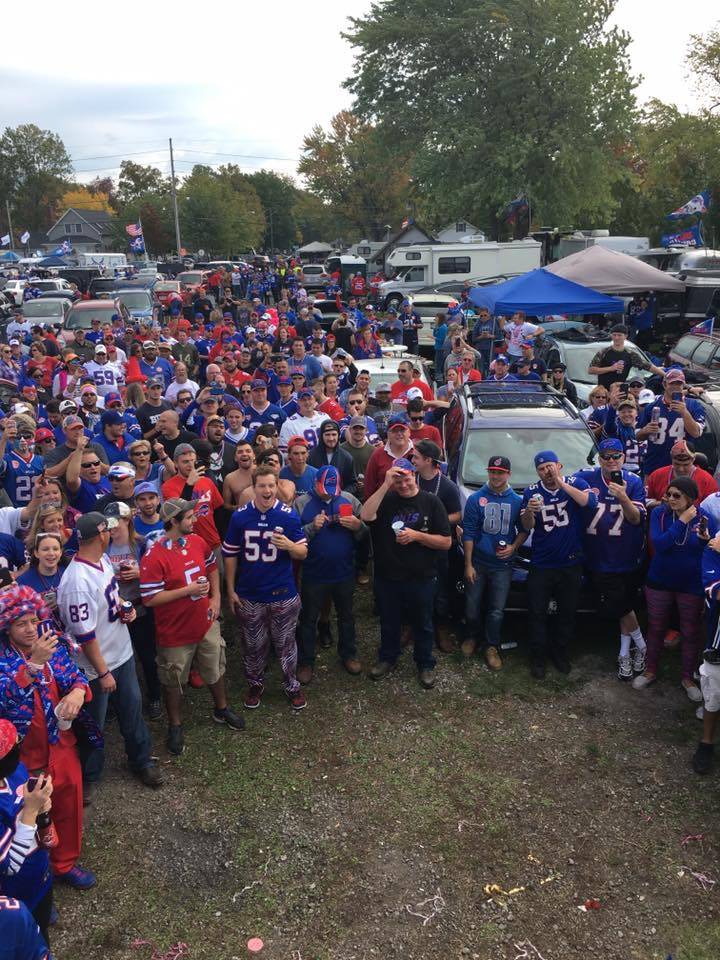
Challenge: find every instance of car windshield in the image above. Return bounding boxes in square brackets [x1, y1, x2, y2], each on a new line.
[156, 282, 179, 292]
[66, 307, 116, 329]
[21, 301, 63, 317]
[178, 272, 203, 284]
[117, 292, 151, 311]
[461, 426, 597, 491]
[562, 343, 652, 387]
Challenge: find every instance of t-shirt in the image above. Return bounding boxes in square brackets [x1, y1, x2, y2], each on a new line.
[161, 475, 223, 549]
[573, 467, 646, 573]
[69, 477, 112, 514]
[140, 534, 216, 646]
[409, 424, 444, 451]
[222, 499, 306, 602]
[370, 490, 451, 581]
[637, 396, 706, 474]
[505, 321, 539, 357]
[136, 400, 173, 436]
[279, 464, 317, 494]
[589, 345, 650, 389]
[647, 464, 717, 505]
[417, 472, 461, 520]
[390, 379, 433, 403]
[57, 554, 133, 677]
[134, 516, 165, 546]
[521, 476, 596, 568]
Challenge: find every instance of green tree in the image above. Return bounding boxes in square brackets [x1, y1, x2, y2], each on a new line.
[246, 169, 299, 251]
[688, 25, 720, 112]
[343, 0, 638, 234]
[299, 110, 411, 239]
[178, 167, 265, 256]
[293, 191, 349, 246]
[0, 124, 72, 233]
[117, 161, 169, 205]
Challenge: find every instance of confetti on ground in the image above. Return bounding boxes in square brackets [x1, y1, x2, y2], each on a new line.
[514, 940, 548, 960]
[131, 940, 189, 960]
[405, 890, 446, 925]
[247, 937, 264, 953]
[577, 898, 601, 912]
[680, 833, 704, 848]
[678, 866, 716, 891]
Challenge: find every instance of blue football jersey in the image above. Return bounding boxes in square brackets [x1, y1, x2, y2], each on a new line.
[242, 403, 287, 434]
[574, 467, 646, 572]
[0, 453, 44, 506]
[222, 499, 306, 602]
[0, 897, 52, 960]
[638, 396, 705, 474]
[521, 475, 596, 568]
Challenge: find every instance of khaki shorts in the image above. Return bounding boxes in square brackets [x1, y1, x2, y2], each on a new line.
[156, 620, 226, 689]
[700, 661, 720, 714]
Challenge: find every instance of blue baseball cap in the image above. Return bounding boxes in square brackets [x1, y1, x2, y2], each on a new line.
[495, 355, 510, 364]
[598, 438, 623, 454]
[392, 457, 416, 473]
[315, 465, 340, 498]
[277, 377, 292, 386]
[251, 379, 267, 390]
[388, 413, 410, 429]
[135, 481, 159, 497]
[297, 388, 314, 399]
[534, 450, 559, 467]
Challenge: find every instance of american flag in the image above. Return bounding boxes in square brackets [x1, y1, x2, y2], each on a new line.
[126, 222, 143, 238]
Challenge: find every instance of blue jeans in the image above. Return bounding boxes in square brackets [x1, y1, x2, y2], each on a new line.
[83, 655, 153, 783]
[464, 562, 513, 648]
[374, 577, 437, 671]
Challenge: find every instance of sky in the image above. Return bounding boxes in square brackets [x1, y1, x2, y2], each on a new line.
[1, 0, 718, 187]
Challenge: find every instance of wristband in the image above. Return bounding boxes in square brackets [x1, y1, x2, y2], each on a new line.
[97, 670, 109, 681]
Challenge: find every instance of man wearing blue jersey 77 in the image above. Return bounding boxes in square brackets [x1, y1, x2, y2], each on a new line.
[521, 451, 597, 680]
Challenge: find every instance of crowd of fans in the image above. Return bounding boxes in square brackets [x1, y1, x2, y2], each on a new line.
[0, 263, 718, 958]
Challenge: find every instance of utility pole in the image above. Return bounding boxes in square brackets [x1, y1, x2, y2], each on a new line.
[5, 200, 14, 252]
[268, 209, 274, 253]
[168, 138, 182, 256]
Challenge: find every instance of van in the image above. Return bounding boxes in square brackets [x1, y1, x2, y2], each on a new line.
[325, 255, 367, 293]
[75, 252, 128, 272]
[378, 239, 541, 308]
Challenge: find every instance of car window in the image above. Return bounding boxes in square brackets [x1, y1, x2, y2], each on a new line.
[460, 426, 597, 491]
[66, 308, 114, 329]
[673, 335, 701, 359]
[689, 339, 715, 366]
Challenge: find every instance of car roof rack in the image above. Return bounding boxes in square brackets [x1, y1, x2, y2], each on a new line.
[463, 380, 581, 417]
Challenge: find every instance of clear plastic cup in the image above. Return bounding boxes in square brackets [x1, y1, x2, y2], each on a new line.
[54, 702, 72, 731]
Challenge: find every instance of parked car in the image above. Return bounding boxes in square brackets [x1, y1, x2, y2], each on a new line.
[113, 288, 159, 324]
[19, 298, 72, 326]
[62, 299, 130, 342]
[2, 280, 26, 306]
[177, 270, 210, 293]
[300, 264, 330, 291]
[359, 353, 432, 396]
[154, 280, 183, 307]
[667, 331, 720, 376]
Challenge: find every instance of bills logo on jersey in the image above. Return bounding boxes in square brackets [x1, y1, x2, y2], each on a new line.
[192, 490, 212, 517]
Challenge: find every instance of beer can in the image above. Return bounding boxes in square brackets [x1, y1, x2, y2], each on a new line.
[196, 576, 208, 587]
[119, 600, 134, 623]
[496, 539, 508, 555]
[274, 526, 284, 534]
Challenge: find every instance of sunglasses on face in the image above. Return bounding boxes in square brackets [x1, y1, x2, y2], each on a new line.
[82, 460, 101, 468]
[132, 450, 150, 457]
[410, 416, 424, 423]
[600, 453, 623, 461]
[666, 491, 684, 500]
[672, 456, 692, 463]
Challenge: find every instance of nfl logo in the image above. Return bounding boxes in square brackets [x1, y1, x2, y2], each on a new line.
[11, 461, 19, 469]
[479, 497, 488, 506]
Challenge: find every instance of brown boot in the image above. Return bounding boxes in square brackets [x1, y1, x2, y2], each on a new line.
[343, 658, 362, 675]
[460, 638, 477, 658]
[485, 646, 502, 671]
[400, 625, 413, 648]
[297, 665, 313, 685]
[435, 622, 455, 653]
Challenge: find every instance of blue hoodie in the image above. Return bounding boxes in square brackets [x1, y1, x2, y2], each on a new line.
[647, 503, 716, 595]
[462, 482, 522, 569]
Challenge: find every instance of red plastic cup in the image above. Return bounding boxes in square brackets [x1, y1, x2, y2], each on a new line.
[338, 503, 353, 518]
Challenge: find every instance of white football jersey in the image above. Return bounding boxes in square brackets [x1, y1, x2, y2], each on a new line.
[83, 360, 126, 397]
[278, 412, 330, 454]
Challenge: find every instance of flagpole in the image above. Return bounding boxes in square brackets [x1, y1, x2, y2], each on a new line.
[5, 201, 14, 253]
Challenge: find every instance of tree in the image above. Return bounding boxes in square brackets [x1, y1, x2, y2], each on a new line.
[343, 0, 638, 233]
[109, 192, 175, 256]
[0, 124, 72, 233]
[688, 25, 720, 112]
[299, 111, 411, 239]
[58, 186, 114, 216]
[178, 167, 265, 256]
[293, 191, 350, 246]
[117, 161, 169, 205]
[246, 170, 300, 251]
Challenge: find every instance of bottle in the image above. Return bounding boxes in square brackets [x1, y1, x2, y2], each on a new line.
[37, 810, 58, 849]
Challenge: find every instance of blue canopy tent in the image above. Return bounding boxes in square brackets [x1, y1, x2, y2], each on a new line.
[37, 255, 68, 267]
[467, 268, 625, 316]
[0, 251, 20, 262]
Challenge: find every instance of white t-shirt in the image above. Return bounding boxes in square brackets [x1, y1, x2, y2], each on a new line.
[506, 321, 540, 356]
[165, 379, 200, 403]
[57, 554, 133, 678]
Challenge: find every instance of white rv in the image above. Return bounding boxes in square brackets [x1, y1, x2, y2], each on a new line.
[378, 239, 541, 308]
[555, 231, 649, 260]
[75, 252, 128, 272]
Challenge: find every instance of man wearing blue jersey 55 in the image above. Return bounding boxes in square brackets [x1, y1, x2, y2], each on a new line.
[521, 451, 597, 680]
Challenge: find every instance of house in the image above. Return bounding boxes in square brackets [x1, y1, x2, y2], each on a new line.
[45, 208, 116, 253]
[363, 221, 436, 273]
[436, 219, 484, 243]
[345, 239, 387, 261]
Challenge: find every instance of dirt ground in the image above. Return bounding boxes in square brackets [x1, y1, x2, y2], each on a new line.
[52, 592, 719, 960]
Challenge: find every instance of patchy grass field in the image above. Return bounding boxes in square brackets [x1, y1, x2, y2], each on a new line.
[53, 590, 719, 960]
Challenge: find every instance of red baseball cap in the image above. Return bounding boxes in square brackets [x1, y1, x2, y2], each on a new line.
[287, 436, 309, 449]
[0, 719, 18, 759]
[34, 428, 54, 442]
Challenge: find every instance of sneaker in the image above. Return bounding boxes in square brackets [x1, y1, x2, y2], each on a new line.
[356, 570, 370, 586]
[530, 660, 546, 680]
[692, 741, 714, 775]
[317, 623, 334, 649]
[682, 682, 703, 703]
[244, 685, 264, 709]
[369, 660, 396, 681]
[148, 699, 163, 721]
[419, 668, 436, 689]
[288, 690, 307, 711]
[617, 655, 633, 681]
[56, 864, 96, 890]
[213, 707, 246, 731]
[49, 904, 59, 926]
[136, 764, 164, 789]
[297, 665, 313, 685]
[631, 645, 646, 674]
[460, 638, 477, 658]
[485, 646, 502, 671]
[166, 724, 185, 756]
[631, 672, 656, 690]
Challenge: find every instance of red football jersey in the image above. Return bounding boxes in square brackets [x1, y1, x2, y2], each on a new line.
[161, 475, 223, 548]
[139, 534, 216, 647]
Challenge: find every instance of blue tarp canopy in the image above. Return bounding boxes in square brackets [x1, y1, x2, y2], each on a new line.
[37, 255, 68, 267]
[467, 268, 625, 316]
[0, 251, 20, 262]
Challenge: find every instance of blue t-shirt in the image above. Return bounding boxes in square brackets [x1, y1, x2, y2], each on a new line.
[637, 395, 705, 474]
[139, 357, 174, 387]
[222, 499, 306, 602]
[0, 534, 26, 573]
[279, 464, 317, 494]
[69, 477, 111, 514]
[134, 516, 165, 546]
[462, 484, 522, 568]
[521, 476, 596, 568]
[573, 467, 646, 573]
[0, 896, 52, 960]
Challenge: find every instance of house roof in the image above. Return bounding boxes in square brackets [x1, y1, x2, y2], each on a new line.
[439, 219, 479, 232]
[369, 221, 436, 264]
[46, 207, 115, 238]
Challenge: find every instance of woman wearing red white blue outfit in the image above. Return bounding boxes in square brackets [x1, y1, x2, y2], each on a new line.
[0, 584, 97, 891]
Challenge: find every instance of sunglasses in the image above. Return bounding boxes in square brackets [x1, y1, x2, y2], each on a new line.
[600, 453, 623, 461]
[666, 491, 685, 499]
[40, 438, 55, 444]
[81, 460, 101, 468]
[410, 417, 424, 423]
[132, 450, 150, 456]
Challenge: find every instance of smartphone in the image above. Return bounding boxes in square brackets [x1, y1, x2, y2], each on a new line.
[672, 392, 682, 402]
[610, 470, 623, 484]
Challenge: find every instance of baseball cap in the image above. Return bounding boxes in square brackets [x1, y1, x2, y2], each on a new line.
[287, 436, 309, 449]
[103, 500, 131, 520]
[173, 442, 195, 460]
[34, 428, 54, 443]
[665, 368, 686, 383]
[388, 413, 409, 429]
[487, 455, 511, 472]
[638, 388, 655, 404]
[413, 439, 442, 462]
[516, 357, 531, 367]
[628, 377, 644, 388]
[142, 340, 156, 349]
[376, 382, 392, 393]
[277, 377, 292, 386]
[598, 438, 623, 454]
[134, 481, 159, 497]
[534, 450, 559, 467]
[551, 362, 567, 372]
[618, 396, 637, 409]
[495, 354, 510, 364]
[251, 379, 267, 390]
[348, 416, 367, 428]
[59, 399, 78, 413]
[0, 719, 18, 760]
[315, 465, 340, 497]
[94, 344, 107, 354]
[77, 512, 116, 541]
[62, 414, 84, 430]
[205, 414, 224, 425]
[107, 461, 136, 481]
[245, 326, 256, 334]
[392, 457, 416, 473]
[8, 339, 19, 346]
[105, 392, 122, 407]
[406, 387, 424, 401]
[297, 388, 314, 399]
[159, 497, 194, 522]
[146, 377, 163, 388]
[100, 410, 124, 428]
